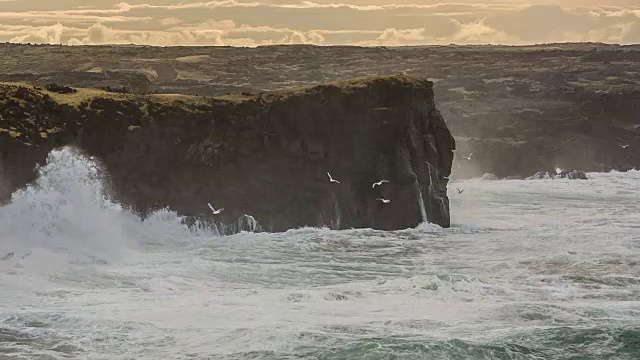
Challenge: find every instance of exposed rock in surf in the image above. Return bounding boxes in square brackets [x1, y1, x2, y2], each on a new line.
[526, 169, 588, 180]
[0, 75, 455, 232]
[527, 171, 552, 180]
[559, 170, 588, 180]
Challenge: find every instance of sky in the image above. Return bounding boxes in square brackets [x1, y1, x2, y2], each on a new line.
[1, 0, 639, 46]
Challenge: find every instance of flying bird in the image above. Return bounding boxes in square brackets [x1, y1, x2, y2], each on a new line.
[463, 153, 473, 160]
[376, 198, 391, 204]
[372, 180, 389, 188]
[456, 188, 464, 194]
[620, 144, 630, 149]
[207, 203, 224, 215]
[327, 172, 340, 184]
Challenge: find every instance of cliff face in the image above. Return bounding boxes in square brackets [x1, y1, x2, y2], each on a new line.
[0, 76, 455, 232]
[3, 43, 638, 178]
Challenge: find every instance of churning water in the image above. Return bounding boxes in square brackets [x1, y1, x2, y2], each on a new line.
[1, 147, 639, 359]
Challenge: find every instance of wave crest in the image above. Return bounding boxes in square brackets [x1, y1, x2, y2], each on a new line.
[0, 147, 209, 264]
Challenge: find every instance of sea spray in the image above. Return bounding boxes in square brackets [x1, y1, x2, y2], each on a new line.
[0, 147, 125, 258]
[0, 147, 217, 263]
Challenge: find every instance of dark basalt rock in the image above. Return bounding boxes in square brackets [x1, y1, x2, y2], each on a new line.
[559, 170, 588, 180]
[0, 75, 455, 232]
[527, 171, 552, 180]
[526, 169, 588, 180]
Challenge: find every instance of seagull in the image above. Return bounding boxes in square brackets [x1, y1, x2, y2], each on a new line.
[376, 198, 391, 204]
[620, 144, 630, 149]
[456, 188, 464, 194]
[372, 180, 389, 188]
[463, 153, 473, 161]
[327, 172, 340, 184]
[207, 203, 224, 215]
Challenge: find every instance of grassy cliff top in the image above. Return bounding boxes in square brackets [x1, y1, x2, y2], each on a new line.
[0, 74, 430, 109]
[0, 74, 432, 144]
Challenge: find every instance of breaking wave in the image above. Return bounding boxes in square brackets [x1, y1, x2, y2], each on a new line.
[0, 147, 212, 266]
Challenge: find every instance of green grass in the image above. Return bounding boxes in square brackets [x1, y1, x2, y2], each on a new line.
[251, 74, 429, 103]
[0, 74, 429, 112]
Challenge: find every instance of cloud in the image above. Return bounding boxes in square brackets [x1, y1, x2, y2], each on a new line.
[621, 21, 640, 43]
[2, 2, 640, 46]
[8, 20, 326, 47]
[288, 30, 325, 44]
[9, 23, 65, 44]
[370, 28, 427, 46]
[453, 22, 519, 44]
[66, 22, 225, 46]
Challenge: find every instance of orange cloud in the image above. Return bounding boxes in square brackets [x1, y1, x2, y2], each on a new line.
[2, 2, 640, 46]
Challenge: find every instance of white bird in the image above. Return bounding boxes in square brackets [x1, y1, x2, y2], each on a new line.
[372, 180, 389, 188]
[327, 172, 340, 184]
[376, 198, 391, 204]
[456, 188, 464, 194]
[620, 144, 630, 149]
[207, 203, 224, 215]
[463, 153, 473, 160]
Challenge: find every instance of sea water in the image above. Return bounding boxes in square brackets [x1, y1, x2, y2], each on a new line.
[1, 147, 639, 359]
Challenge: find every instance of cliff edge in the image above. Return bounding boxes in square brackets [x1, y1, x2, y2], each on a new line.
[0, 75, 455, 232]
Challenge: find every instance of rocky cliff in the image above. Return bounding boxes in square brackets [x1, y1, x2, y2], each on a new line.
[2, 43, 637, 179]
[0, 75, 455, 232]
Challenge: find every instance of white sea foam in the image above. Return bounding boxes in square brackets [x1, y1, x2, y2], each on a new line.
[0, 147, 639, 359]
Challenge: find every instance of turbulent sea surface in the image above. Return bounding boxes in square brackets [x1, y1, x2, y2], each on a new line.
[1, 147, 639, 359]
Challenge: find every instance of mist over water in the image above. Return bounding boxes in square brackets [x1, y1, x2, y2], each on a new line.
[1, 147, 639, 359]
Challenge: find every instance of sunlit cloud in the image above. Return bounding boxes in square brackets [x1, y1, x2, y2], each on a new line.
[1, 1, 640, 46]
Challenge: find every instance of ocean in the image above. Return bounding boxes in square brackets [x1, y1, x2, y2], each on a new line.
[1, 147, 639, 359]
